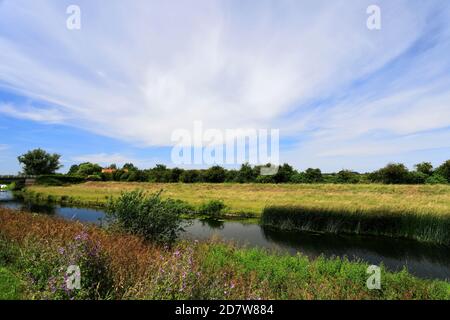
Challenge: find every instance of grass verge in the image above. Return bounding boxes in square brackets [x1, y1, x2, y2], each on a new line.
[0, 207, 449, 300]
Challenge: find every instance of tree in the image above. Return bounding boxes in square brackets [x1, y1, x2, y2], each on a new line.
[273, 163, 295, 183]
[202, 166, 226, 183]
[123, 163, 138, 171]
[304, 168, 323, 183]
[336, 170, 359, 184]
[415, 162, 433, 176]
[370, 163, 409, 184]
[436, 160, 450, 182]
[236, 163, 256, 183]
[76, 162, 102, 177]
[17, 148, 62, 175]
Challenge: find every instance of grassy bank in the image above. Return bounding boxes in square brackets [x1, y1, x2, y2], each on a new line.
[262, 207, 450, 246]
[0, 208, 448, 300]
[25, 182, 450, 216]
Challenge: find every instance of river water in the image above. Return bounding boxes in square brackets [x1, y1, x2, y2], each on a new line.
[1, 191, 449, 281]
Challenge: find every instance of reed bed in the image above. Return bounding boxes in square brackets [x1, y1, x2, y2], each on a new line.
[261, 206, 450, 245]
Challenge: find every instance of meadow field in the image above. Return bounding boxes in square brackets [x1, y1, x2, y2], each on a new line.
[26, 182, 450, 216]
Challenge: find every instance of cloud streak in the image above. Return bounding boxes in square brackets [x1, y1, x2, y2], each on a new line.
[0, 0, 449, 170]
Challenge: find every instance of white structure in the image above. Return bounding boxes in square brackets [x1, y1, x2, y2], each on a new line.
[0, 184, 7, 191]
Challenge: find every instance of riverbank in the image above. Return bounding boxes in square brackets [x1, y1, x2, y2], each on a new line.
[0, 207, 448, 300]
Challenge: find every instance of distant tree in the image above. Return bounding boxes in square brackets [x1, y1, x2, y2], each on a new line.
[76, 162, 102, 177]
[236, 163, 256, 183]
[169, 168, 184, 183]
[336, 170, 360, 184]
[273, 163, 295, 183]
[149, 164, 170, 182]
[415, 162, 433, 176]
[202, 166, 226, 183]
[370, 163, 409, 184]
[304, 168, 323, 183]
[109, 164, 118, 170]
[17, 148, 62, 175]
[68, 164, 80, 175]
[179, 170, 200, 183]
[436, 160, 450, 182]
[123, 163, 138, 171]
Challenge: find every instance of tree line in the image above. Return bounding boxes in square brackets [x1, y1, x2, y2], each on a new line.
[17, 148, 450, 185]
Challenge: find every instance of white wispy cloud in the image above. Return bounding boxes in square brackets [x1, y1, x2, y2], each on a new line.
[0, 0, 449, 170]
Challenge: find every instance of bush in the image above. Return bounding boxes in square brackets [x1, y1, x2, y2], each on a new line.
[290, 173, 306, 183]
[86, 175, 102, 182]
[426, 174, 448, 185]
[106, 190, 186, 245]
[369, 163, 410, 184]
[198, 200, 226, 218]
[255, 175, 276, 183]
[436, 160, 450, 182]
[179, 170, 201, 183]
[36, 175, 85, 186]
[202, 166, 226, 183]
[407, 172, 427, 184]
[303, 168, 323, 183]
[336, 170, 360, 184]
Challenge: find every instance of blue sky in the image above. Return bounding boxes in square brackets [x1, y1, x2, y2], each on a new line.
[1, 0, 450, 174]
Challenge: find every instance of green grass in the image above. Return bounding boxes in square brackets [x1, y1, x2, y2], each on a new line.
[0, 267, 23, 300]
[202, 244, 450, 300]
[0, 208, 449, 300]
[26, 182, 450, 217]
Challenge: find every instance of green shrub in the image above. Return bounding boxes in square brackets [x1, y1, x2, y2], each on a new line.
[426, 174, 448, 185]
[369, 163, 410, 184]
[36, 175, 85, 186]
[106, 190, 186, 245]
[198, 200, 226, 218]
[255, 175, 275, 183]
[407, 171, 427, 184]
[86, 174, 102, 182]
[336, 170, 360, 184]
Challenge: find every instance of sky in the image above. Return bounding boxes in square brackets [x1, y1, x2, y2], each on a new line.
[0, 0, 450, 174]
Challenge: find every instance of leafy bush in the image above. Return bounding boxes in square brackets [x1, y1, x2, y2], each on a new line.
[106, 190, 186, 245]
[436, 160, 450, 182]
[255, 175, 276, 183]
[290, 173, 306, 183]
[415, 162, 433, 176]
[36, 174, 85, 185]
[369, 163, 410, 184]
[202, 166, 226, 183]
[86, 175, 102, 182]
[336, 170, 360, 184]
[179, 170, 201, 183]
[407, 171, 427, 184]
[303, 168, 323, 183]
[426, 174, 448, 185]
[198, 200, 226, 218]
